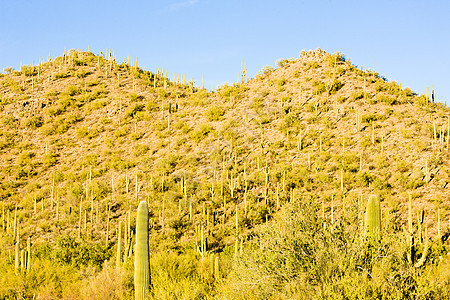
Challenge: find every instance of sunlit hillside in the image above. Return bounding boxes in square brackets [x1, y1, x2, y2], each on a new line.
[0, 48, 449, 299]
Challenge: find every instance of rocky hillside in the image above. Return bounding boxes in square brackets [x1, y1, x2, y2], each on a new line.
[0, 48, 449, 299]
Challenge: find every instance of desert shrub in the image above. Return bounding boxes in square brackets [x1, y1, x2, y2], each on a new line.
[46, 106, 62, 117]
[275, 78, 286, 87]
[358, 171, 374, 187]
[0, 258, 81, 299]
[54, 72, 69, 79]
[313, 80, 326, 94]
[306, 61, 320, 70]
[21, 65, 38, 77]
[156, 88, 168, 98]
[376, 94, 398, 105]
[350, 90, 364, 101]
[141, 99, 156, 113]
[65, 113, 82, 124]
[86, 79, 99, 87]
[54, 120, 70, 134]
[114, 126, 128, 138]
[149, 251, 213, 299]
[3, 66, 14, 74]
[58, 94, 74, 109]
[257, 65, 274, 76]
[222, 196, 449, 299]
[45, 89, 59, 97]
[205, 106, 225, 121]
[190, 123, 213, 142]
[75, 70, 89, 78]
[40, 122, 56, 135]
[326, 52, 345, 66]
[0, 97, 12, 105]
[279, 112, 299, 133]
[217, 83, 248, 101]
[64, 85, 81, 96]
[24, 115, 43, 128]
[276, 59, 294, 67]
[129, 93, 144, 102]
[1, 77, 23, 93]
[328, 79, 344, 94]
[76, 126, 89, 138]
[43, 151, 58, 167]
[85, 98, 108, 113]
[361, 113, 386, 124]
[84, 153, 98, 166]
[53, 235, 111, 268]
[125, 103, 144, 118]
[134, 144, 149, 156]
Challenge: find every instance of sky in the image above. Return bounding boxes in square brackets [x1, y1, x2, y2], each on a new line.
[0, 0, 449, 103]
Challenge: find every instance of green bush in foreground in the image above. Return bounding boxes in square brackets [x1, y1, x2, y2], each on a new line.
[221, 196, 450, 299]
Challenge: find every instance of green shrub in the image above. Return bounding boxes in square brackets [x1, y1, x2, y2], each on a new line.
[205, 106, 225, 121]
[312, 80, 326, 94]
[134, 144, 149, 156]
[125, 103, 145, 118]
[76, 126, 88, 138]
[145, 99, 158, 111]
[21, 65, 38, 77]
[54, 72, 69, 79]
[44, 151, 58, 167]
[114, 126, 128, 138]
[222, 196, 447, 299]
[130, 93, 144, 102]
[64, 85, 81, 96]
[65, 113, 82, 124]
[190, 123, 213, 142]
[328, 79, 344, 94]
[350, 90, 364, 101]
[24, 115, 43, 128]
[257, 65, 274, 76]
[375, 94, 398, 105]
[217, 83, 248, 101]
[276, 59, 294, 67]
[361, 113, 386, 124]
[53, 235, 111, 267]
[75, 70, 89, 78]
[306, 61, 319, 70]
[275, 78, 286, 87]
[45, 89, 59, 97]
[326, 52, 345, 66]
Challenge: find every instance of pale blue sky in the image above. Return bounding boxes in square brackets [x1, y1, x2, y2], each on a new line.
[1, 0, 449, 102]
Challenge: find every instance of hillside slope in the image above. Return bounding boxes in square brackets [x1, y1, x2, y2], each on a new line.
[0, 48, 449, 298]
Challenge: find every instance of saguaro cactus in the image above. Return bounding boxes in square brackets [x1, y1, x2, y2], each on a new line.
[134, 201, 150, 300]
[14, 242, 19, 273]
[407, 196, 429, 268]
[116, 221, 122, 270]
[365, 195, 381, 240]
[27, 237, 31, 271]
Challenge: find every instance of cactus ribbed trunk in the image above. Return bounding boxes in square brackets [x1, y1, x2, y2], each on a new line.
[116, 221, 122, 270]
[134, 201, 150, 300]
[14, 242, 19, 273]
[365, 195, 381, 240]
[27, 237, 31, 271]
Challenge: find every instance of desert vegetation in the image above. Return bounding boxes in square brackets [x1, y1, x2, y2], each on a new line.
[0, 48, 449, 299]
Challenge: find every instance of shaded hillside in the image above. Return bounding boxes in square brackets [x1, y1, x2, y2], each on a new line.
[0, 48, 449, 299]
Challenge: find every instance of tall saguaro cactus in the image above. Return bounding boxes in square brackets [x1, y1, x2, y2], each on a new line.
[135, 201, 150, 300]
[365, 195, 381, 240]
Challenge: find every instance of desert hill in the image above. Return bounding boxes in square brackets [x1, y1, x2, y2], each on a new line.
[0, 48, 449, 299]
